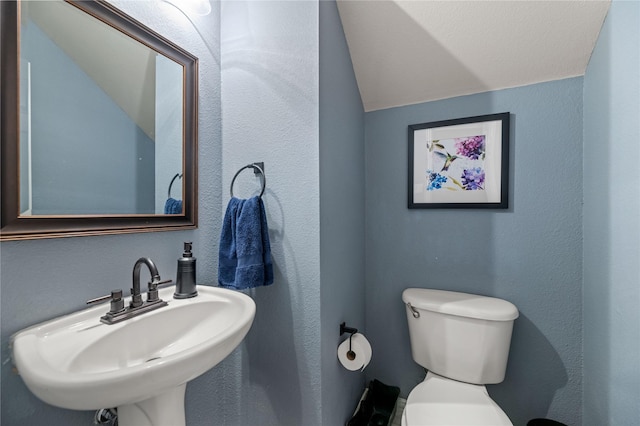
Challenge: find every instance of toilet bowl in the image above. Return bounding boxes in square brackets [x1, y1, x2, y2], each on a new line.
[401, 372, 512, 426]
[401, 288, 519, 426]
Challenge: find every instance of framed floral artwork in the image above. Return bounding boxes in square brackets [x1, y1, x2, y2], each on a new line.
[408, 112, 510, 209]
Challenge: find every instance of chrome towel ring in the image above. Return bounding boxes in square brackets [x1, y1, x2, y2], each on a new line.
[168, 173, 182, 198]
[230, 162, 266, 198]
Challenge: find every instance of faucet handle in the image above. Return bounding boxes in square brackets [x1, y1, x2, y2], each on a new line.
[147, 279, 173, 303]
[149, 278, 173, 289]
[147, 279, 173, 302]
[87, 289, 120, 305]
[87, 289, 125, 314]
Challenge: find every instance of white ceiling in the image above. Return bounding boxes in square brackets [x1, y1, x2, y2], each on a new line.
[336, 0, 611, 112]
[28, 1, 611, 120]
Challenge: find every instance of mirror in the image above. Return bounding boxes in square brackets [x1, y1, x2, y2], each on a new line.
[1, 0, 198, 240]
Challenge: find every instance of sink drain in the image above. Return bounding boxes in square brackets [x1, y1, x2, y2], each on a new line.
[145, 357, 161, 363]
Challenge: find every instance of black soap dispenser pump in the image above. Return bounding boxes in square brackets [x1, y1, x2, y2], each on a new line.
[174, 242, 198, 299]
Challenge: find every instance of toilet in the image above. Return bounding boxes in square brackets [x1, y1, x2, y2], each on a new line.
[401, 288, 519, 426]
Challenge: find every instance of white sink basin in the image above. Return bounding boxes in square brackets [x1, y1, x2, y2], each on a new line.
[11, 285, 255, 426]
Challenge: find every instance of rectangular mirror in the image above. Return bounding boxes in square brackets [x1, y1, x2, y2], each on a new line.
[1, 0, 198, 240]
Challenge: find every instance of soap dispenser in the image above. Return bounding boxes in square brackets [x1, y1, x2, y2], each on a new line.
[174, 242, 198, 299]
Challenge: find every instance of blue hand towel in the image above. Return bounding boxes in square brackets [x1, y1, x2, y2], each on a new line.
[164, 197, 183, 214]
[218, 196, 273, 289]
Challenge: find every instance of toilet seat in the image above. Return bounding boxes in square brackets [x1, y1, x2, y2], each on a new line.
[401, 372, 513, 426]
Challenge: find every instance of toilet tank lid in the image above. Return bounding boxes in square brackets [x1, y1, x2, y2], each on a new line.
[402, 288, 519, 321]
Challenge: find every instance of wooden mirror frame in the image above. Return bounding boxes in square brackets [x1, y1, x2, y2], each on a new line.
[1, 0, 198, 241]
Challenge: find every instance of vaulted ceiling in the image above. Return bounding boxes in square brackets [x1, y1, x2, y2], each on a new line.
[336, 0, 611, 111]
[31, 1, 611, 120]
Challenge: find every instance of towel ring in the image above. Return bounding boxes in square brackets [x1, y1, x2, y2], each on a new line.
[168, 173, 182, 198]
[230, 163, 266, 198]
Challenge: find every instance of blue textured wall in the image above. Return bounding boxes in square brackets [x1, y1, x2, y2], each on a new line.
[319, 1, 366, 424]
[0, 1, 221, 425]
[364, 78, 584, 426]
[583, 1, 640, 425]
[221, 1, 322, 424]
[218, 1, 365, 423]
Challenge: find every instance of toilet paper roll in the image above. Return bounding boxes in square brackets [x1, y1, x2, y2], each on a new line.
[337, 333, 372, 372]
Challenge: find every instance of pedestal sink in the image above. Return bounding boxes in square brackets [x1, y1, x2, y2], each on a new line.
[11, 285, 255, 426]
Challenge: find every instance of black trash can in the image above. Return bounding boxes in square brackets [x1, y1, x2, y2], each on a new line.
[346, 380, 400, 426]
[527, 419, 567, 426]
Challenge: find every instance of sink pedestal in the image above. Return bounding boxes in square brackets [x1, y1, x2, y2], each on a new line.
[117, 384, 186, 426]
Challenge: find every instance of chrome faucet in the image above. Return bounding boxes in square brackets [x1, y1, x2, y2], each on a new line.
[87, 257, 171, 324]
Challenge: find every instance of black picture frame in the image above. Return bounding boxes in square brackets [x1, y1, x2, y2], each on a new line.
[408, 112, 510, 209]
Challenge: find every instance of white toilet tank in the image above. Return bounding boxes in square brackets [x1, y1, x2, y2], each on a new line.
[402, 288, 519, 385]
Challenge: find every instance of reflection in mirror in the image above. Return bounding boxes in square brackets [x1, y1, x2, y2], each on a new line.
[20, 1, 183, 215]
[1, 0, 198, 240]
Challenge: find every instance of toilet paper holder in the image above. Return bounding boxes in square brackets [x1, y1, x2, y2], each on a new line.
[340, 322, 358, 361]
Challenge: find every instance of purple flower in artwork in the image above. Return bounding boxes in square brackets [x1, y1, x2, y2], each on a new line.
[461, 167, 485, 190]
[455, 135, 485, 160]
[426, 170, 447, 191]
